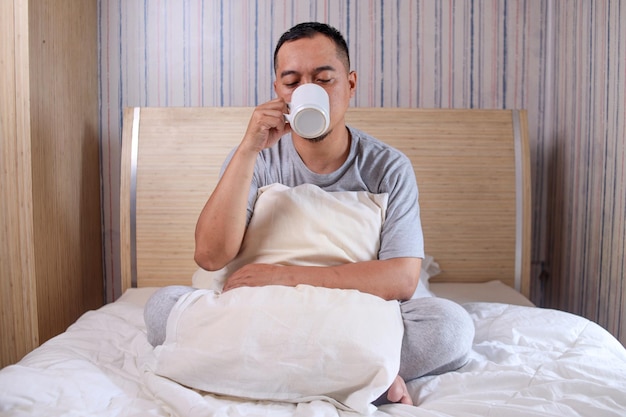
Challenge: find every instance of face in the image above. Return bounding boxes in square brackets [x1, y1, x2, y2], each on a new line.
[274, 34, 357, 140]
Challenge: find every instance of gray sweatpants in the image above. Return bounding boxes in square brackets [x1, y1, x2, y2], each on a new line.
[144, 286, 474, 381]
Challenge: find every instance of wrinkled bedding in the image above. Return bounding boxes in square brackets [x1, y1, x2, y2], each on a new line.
[1, 288, 625, 417]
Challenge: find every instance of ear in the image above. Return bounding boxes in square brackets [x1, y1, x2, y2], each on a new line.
[348, 71, 357, 98]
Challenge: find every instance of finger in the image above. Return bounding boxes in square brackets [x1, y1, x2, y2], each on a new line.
[222, 280, 240, 292]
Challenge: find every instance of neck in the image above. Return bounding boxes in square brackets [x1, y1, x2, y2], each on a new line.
[293, 126, 351, 174]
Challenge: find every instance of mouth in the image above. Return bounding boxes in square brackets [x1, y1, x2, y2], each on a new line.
[302, 129, 331, 143]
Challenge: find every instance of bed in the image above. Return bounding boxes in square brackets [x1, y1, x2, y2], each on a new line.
[2, 107, 625, 417]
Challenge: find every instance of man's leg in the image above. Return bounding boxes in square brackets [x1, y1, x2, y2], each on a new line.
[144, 285, 195, 347]
[399, 297, 475, 381]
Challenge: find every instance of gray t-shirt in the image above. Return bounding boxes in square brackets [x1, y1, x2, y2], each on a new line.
[222, 126, 424, 259]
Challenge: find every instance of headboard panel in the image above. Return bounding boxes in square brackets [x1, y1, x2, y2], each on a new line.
[121, 108, 530, 298]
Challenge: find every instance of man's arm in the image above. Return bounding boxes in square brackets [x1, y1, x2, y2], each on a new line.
[194, 99, 290, 270]
[222, 257, 422, 301]
[194, 146, 256, 270]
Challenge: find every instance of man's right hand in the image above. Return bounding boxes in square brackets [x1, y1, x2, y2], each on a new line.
[242, 98, 291, 153]
[195, 98, 290, 271]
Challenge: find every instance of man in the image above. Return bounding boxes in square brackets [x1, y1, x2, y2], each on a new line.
[149, 22, 474, 406]
[195, 23, 473, 404]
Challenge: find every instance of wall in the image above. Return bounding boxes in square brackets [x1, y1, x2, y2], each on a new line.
[1, 0, 102, 366]
[98, 0, 626, 345]
[0, 0, 39, 365]
[30, 0, 103, 344]
[545, 1, 625, 343]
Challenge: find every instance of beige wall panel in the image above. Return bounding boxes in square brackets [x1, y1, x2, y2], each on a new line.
[0, 0, 39, 368]
[28, 0, 102, 343]
[1, 0, 102, 366]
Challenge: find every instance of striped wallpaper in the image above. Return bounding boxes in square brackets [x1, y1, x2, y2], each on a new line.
[546, 1, 626, 345]
[98, 0, 626, 345]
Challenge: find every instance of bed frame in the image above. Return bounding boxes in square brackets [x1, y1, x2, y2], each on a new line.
[120, 107, 531, 298]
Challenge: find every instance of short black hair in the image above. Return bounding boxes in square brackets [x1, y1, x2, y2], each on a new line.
[273, 22, 350, 73]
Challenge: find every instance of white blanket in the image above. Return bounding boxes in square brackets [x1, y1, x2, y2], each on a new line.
[1, 288, 625, 417]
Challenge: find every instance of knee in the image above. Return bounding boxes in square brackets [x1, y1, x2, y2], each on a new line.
[435, 298, 475, 364]
[434, 299, 474, 373]
[399, 297, 475, 379]
[431, 298, 473, 346]
[144, 285, 195, 347]
[402, 297, 474, 338]
[434, 298, 475, 347]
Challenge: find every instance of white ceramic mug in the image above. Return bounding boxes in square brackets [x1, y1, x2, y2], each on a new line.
[284, 83, 330, 139]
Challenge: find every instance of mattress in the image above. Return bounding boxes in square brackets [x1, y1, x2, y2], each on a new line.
[429, 280, 535, 307]
[1, 287, 625, 417]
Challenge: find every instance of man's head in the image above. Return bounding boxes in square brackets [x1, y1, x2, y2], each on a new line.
[273, 22, 356, 142]
[274, 22, 350, 74]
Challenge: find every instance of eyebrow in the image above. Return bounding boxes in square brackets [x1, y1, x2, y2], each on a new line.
[279, 65, 337, 79]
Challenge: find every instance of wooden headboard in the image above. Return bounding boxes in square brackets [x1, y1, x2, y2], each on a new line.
[120, 107, 531, 298]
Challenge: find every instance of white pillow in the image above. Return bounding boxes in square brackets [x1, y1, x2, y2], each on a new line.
[152, 285, 404, 414]
[193, 182, 437, 297]
[193, 183, 389, 291]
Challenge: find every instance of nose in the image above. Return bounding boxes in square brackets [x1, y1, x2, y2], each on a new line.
[299, 78, 317, 86]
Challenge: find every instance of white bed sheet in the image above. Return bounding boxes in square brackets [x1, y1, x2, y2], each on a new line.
[1, 287, 625, 417]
